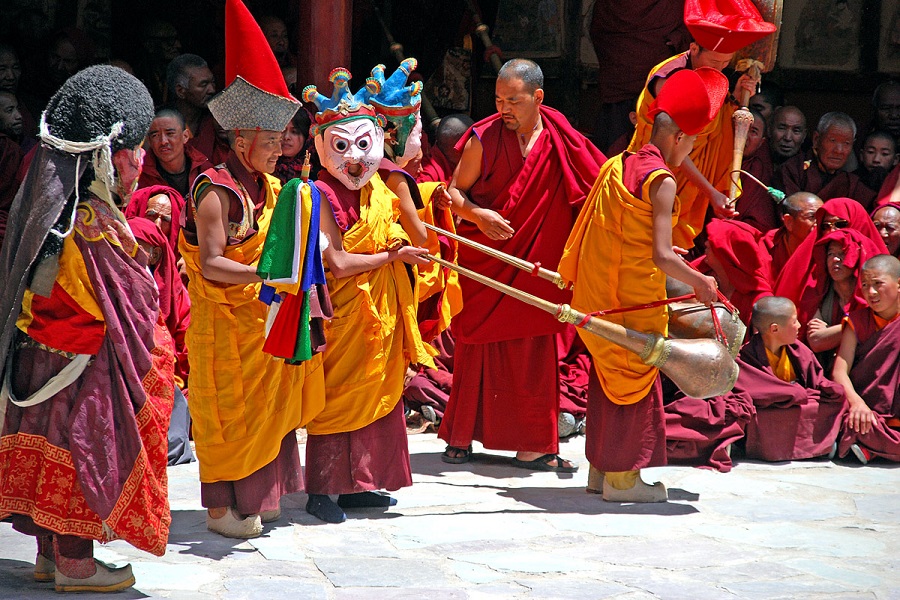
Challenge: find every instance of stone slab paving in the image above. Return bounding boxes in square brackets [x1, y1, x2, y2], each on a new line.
[1, 432, 898, 599]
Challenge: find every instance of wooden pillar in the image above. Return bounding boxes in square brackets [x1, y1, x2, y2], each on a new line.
[297, 0, 352, 91]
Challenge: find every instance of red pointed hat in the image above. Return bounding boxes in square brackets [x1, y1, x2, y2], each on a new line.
[684, 0, 777, 54]
[648, 67, 729, 135]
[208, 0, 299, 131]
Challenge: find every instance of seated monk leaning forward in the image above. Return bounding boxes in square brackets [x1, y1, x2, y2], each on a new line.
[438, 58, 605, 472]
[739, 297, 847, 461]
[559, 68, 728, 502]
[833, 255, 900, 463]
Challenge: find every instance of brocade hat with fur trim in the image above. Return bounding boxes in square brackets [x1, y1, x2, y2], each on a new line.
[684, 0, 776, 54]
[208, 0, 300, 132]
[648, 67, 729, 136]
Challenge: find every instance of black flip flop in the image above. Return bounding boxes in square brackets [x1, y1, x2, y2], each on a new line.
[441, 445, 472, 464]
[511, 454, 578, 473]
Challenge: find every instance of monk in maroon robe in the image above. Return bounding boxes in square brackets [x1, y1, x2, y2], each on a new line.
[735, 109, 779, 232]
[417, 114, 473, 185]
[778, 113, 876, 210]
[762, 192, 822, 279]
[833, 255, 900, 463]
[439, 59, 605, 469]
[739, 297, 846, 461]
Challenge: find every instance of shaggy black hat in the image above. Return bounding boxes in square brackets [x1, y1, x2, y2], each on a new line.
[43, 65, 154, 152]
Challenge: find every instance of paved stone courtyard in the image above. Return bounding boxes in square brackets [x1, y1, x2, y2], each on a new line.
[1, 432, 898, 599]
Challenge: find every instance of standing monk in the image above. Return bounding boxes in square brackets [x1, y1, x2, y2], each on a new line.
[179, 0, 324, 539]
[560, 68, 728, 502]
[301, 66, 435, 524]
[0, 65, 170, 592]
[439, 59, 605, 469]
[627, 0, 775, 249]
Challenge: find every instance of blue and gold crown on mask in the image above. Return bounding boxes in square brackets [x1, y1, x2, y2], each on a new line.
[302, 68, 385, 136]
[364, 58, 423, 118]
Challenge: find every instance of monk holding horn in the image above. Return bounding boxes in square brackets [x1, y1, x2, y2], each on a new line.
[559, 67, 730, 502]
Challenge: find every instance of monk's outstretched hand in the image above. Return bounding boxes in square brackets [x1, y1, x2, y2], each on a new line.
[473, 207, 514, 241]
[710, 190, 738, 219]
[394, 245, 431, 266]
[847, 400, 876, 436]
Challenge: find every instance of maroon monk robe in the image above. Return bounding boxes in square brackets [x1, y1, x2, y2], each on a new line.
[186, 113, 230, 166]
[416, 147, 454, 184]
[402, 328, 455, 421]
[877, 164, 900, 205]
[557, 327, 589, 418]
[778, 150, 877, 211]
[762, 226, 803, 281]
[438, 106, 605, 454]
[304, 171, 413, 494]
[837, 308, 900, 461]
[664, 385, 753, 473]
[738, 334, 847, 461]
[138, 144, 212, 198]
[736, 143, 779, 232]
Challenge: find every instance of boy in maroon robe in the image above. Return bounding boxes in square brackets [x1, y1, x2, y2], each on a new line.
[833, 255, 900, 463]
[438, 58, 605, 470]
[740, 296, 847, 461]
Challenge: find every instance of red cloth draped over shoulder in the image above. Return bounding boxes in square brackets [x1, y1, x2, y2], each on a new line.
[128, 216, 191, 385]
[704, 218, 773, 325]
[736, 144, 779, 232]
[126, 184, 185, 256]
[877, 164, 900, 205]
[453, 106, 606, 344]
[847, 307, 900, 417]
[417, 148, 454, 184]
[780, 228, 885, 341]
[775, 197, 888, 309]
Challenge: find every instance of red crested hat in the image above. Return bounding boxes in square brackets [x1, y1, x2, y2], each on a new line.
[684, 0, 777, 54]
[648, 67, 729, 135]
[208, 0, 299, 131]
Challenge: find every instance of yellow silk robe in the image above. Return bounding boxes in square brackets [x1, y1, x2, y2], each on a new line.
[307, 174, 434, 436]
[628, 53, 737, 249]
[179, 172, 325, 483]
[558, 152, 675, 405]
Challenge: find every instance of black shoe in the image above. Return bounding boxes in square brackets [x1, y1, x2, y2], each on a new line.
[306, 494, 346, 523]
[337, 491, 398, 508]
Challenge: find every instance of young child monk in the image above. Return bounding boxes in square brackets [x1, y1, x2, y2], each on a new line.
[558, 67, 727, 502]
[833, 254, 900, 463]
[739, 296, 847, 461]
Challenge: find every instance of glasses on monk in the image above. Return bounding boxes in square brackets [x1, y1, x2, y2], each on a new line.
[821, 219, 850, 232]
[145, 210, 172, 223]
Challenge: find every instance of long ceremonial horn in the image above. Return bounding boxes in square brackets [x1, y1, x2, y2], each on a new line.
[465, 0, 504, 74]
[424, 222, 567, 289]
[729, 0, 783, 201]
[427, 254, 739, 399]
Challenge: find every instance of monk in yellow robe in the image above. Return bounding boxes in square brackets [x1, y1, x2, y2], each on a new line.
[627, 1, 774, 248]
[560, 68, 727, 503]
[301, 68, 435, 524]
[178, 0, 325, 540]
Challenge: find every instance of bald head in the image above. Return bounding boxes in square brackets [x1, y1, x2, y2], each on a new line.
[751, 296, 796, 331]
[862, 254, 900, 279]
[782, 191, 822, 216]
[497, 59, 543, 93]
[873, 204, 900, 255]
[435, 113, 474, 167]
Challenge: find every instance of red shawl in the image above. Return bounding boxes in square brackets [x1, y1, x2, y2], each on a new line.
[704, 218, 774, 326]
[128, 216, 191, 385]
[453, 106, 606, 344]
[417, 147, 454, 184]
[877, 164, 900, 205]
[735, 143, 779, 232]
[775, 197, 888, 307]
[126, 184, 185, 256]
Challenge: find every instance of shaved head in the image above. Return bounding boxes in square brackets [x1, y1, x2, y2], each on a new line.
[782, 191, 822, 216]
[862, 254, 900, 279]
[752, 296, 796, 331]
[497, 58, 543, 93]
[435, 113, 474, 156]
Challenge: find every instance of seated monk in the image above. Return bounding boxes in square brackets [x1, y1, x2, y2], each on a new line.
[872, 202, 900, 256]
[776, 197, 888, 308]
[417, 113, 473, 184]
[735, 108, 779, 232]
[855, 130, 897, 196]
[740, 297, 847, 461]
[833, 255, 900, 463]
[762, 191, 822, 278]
[778, 112, 876, 210]
[796, 230, 884, 372]
[698, 218, 773, 327]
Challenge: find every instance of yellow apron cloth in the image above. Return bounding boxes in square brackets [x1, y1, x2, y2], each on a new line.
[307, 174, 435, 435]
[179, 172, 325, 483]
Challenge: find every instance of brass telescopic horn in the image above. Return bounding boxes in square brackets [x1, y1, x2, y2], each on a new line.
[427, 253, 739, 398]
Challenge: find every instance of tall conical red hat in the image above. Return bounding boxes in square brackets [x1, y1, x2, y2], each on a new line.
[648, 67, 729, 135]
[684, 0, 776, 54]
[208, 0, 299, 131]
